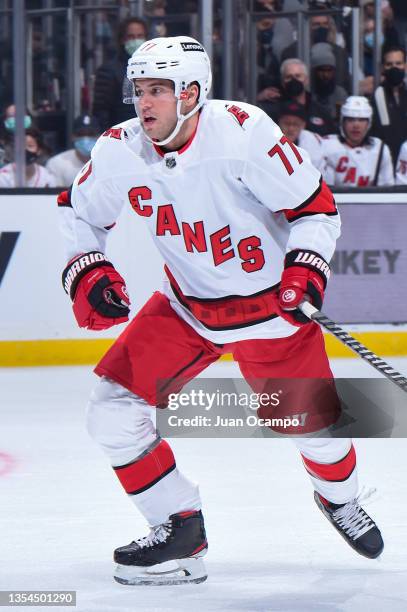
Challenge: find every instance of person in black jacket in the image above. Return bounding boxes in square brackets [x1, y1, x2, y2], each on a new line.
[389, 0, 407, 49]
[370, 45, 407, 165]
[92, 17, 149, 131]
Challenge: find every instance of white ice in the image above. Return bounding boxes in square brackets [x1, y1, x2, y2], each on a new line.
[1, 359, 407, 612]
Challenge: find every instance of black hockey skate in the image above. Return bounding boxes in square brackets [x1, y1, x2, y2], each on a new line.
[314, 491, 384, 559]
[113, 510, 208, 585]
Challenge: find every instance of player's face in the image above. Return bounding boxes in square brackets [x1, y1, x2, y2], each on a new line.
[134, 78, 178, 141]
[343, 118, 369, 146]
[279, 115, 305, 143]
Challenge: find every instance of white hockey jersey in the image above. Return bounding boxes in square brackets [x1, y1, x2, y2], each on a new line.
[0, 162, 57, 187]
[396, 141, 407, 185]
[321, 134, 394, 187]
[298, 129, 325, 174]
[59, 100, 340, 343]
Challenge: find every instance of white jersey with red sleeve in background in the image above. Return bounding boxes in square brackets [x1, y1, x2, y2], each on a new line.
[321, 134, 394, 187]
[298, 129, 325, 174]
[396, 141, 407, 185]
[58, 100, 340, 343]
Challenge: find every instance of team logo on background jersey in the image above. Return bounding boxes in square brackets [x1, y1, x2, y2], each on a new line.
[181, 42, 204, 52]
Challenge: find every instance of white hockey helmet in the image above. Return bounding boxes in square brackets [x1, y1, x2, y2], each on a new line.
[123, 35, 212, 146]
[340, 96, 373, 138]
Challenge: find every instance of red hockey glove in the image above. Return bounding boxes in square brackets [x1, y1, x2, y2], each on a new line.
[278, 249, 330, 326]
[62, 252, 130, 330]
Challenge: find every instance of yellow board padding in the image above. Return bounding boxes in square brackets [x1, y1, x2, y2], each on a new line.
[0, 331, 407, 367]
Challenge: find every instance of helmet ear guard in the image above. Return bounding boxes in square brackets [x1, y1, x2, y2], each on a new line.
[123, 36, 212, 146]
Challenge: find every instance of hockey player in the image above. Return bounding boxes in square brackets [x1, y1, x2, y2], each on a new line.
[322, 96, 394, 187]
[58, 37, 383, 585]
[277, 100, 325, 173]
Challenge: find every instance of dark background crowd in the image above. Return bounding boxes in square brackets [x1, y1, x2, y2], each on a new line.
[1, 0, 407, 187]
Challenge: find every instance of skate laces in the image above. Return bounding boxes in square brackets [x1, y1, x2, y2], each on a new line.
[331, 488, 377, 540]
[135, 520, 172, 549]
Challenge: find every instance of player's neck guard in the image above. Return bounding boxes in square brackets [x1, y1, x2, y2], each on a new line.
[136, 96, 203, 147]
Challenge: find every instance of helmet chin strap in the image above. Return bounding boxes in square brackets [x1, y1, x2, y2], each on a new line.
[136, 95, 203, 147]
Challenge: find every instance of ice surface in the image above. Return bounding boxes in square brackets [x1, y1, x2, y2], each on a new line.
[1, 359, 407, 612]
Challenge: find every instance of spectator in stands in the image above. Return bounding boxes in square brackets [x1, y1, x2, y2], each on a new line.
[321, 95, 394, 187]
[255, 0, 295, 62]
[145, 0, 168, 38]
[1, 104, 33, 135]
[359, 2, 398, 95]
[310, 43, 347, 122]
[255, 0, 296, 100]
[278, 101, 325, 171]
[0, 127, 56, 187]
[258, 58, 336, 135]
[92, 17, 148, 131]
[1, 104, 34, 153]
[0, 103, 53, 165]
[362, 17, 378, 78]
[46, 115, 100, 187]
[281, 12, 350, 90]
[389, 0, 407, 49]
[370, 45, 407, 165]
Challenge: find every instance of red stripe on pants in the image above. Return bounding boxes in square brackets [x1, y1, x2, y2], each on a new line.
[302, 444, 356, 482]
[114, 439, 176, 495]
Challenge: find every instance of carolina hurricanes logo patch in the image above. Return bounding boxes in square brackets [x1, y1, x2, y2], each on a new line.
[227, 105, 250, 128]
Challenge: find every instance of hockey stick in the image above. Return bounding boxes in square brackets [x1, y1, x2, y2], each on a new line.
[298, 301, 407, 392]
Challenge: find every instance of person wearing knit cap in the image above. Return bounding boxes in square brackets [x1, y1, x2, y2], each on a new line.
[281, 12, 350, 91]
[278, 101, 324, 172]
[311, 42, 348, 122]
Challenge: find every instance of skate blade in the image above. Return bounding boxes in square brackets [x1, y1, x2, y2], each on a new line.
[113, 555, 208, 586]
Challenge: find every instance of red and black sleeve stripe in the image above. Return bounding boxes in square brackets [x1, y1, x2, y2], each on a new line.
[282, 177, 338, 223]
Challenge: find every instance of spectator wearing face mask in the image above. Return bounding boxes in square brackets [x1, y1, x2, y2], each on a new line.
[258, 58, 335, 135]
[45, 115, 100, 187]
[0, 127, 56, 187]
[370, 45, 407, 164]
[281, 13, 350, 91]
[1, 105, 34, 157]
[255, 0, 295, 63]
[361, 4, 398, 89]
[0, 104, 54, 166]
[310, 43, 347, 122]
[92, 17, 148, 131]
[1, 104, 33, 134]
[278, 101, 325, 172]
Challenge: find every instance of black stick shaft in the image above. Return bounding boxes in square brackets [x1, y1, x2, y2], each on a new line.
[299, 302, 407, 392]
